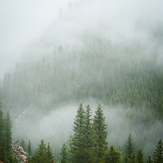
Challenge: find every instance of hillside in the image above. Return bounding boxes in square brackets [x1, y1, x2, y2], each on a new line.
[0, 0, 163, 162]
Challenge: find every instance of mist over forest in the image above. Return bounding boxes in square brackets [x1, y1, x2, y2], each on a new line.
[0, 0, 163, 162]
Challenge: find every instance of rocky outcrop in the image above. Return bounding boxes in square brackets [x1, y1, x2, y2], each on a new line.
[12, 140, 28, 163]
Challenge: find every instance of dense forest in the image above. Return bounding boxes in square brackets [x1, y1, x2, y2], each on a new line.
[0, 0, 163, 162]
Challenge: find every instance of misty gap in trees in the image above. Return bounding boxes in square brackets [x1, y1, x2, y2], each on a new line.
[1, 0, 163, 162]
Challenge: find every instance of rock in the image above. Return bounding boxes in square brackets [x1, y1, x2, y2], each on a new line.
[12, 140, 28, 163]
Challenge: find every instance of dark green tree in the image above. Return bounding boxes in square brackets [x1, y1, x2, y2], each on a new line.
[43, 143, 55, 163]
[32, 139, 47, 162]
[4, 110, 12, 159]
[0, 138, 8, 163]
[71, 103, 85, 163]
[27, 140, 32, 162]
[60, 143, 67, 163]
[20, 139, 26, 152]
[82, 104, 96, 163]
[104, 145, 121, 163]
[94, 104, 108, 162]
[0, 96, 4, 147]
[130, 152, 138, 163]
[153, 139, 163, 163]
[124, 133, 135, 159]
[123, 153, 130, 163]
[137, 149, 144, 163]
[147, 156, 152, 163]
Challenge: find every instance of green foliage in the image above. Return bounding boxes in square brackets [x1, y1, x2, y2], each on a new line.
[31, 139, 47, 162]
[4, 110, 12, 159]
[94, 104, 108, 162]
[153, 139, 163, 163]
[124, 133, 135, 159]
[27, 140, 32, 162]
[130, 152, 138, 163]
[0, 96, 4, 148]
[43, 143, 55, 163]
[60, 143, 67, 163]
[123, 153, 130, 163]
[104, 145, 121, 163]
[137, 149, 144, 163]
[0, 138, 8, 163]
[20, 139, 26, 151]
[147, 156, 152, 163]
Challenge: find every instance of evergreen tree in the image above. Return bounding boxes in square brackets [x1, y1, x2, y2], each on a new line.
[124, 133, 135, 159]
[71, 103, 85, 163]
[27, 140, 32, 162]
[130, 152, 138, 163]
[32, 139, 47, 162]
[153, 139, 163, 163]
[123, 153, 130, 163]
[104, 145, 121, 163]
[60, 143, 67, 163]
[94, 104, 108, 162]
[4, 110, 12, 159]
[0, 138, 8, 163]
[137, 149, 144, 163]
[82, 104, 96, 163]
[0, 96, 4, 147]
[43, 143, 55, 163]
[20, 139, 26, 152]
[147, 156, 152, 163]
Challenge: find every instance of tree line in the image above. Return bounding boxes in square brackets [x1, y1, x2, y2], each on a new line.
[60, 103, 163, 163]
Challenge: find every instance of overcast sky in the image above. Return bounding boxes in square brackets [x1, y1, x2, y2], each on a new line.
[0, 0, 163, 79]
[0, 0, 77, 78]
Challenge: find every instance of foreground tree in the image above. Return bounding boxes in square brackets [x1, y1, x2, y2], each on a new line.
[137, 149, 144, 163]
[27, 140, 32, 162]
[124, 133, 135, 159]
[60, 143, 67, 163]
[0, 138, 8, 163]
[31, 139, 47, 162]
[104, 145, 121, 163]
[4, 110, 12, 159]
[94, 104, 108, 162]
[123, 153, 130, 163]
[130, 152, 138, 163]
[153, 139, 163, 163]
[0, 97, 4, 148]
[71, 103, 85, 163]
[43, 143, 55, 163]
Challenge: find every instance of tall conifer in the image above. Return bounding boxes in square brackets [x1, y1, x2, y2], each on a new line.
[94, 104, 108, 162]
[4, 110, 12, 159]
[124, 133, 135, 159]
[153, 139, 163, 163]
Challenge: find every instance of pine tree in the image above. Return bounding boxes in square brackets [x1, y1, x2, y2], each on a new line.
[60, 143, 67, 163]
[33, 139, 47, 162]
[104, 145, 121, 163]
[4, 110, 12, 159]
[137, 149, 144, 163]
[27, 140, 32, 162]
[124, 133, 135, 159]
[44, 143, 54, 163]
[0, 138, 8, 163]
[0, 97, 4, 148]
[94, 104, 108, 162]
[147, 156, 152, 163]
[123, 153, 130, 163]
[82, 104, 96, 163]
[153, 139, 163, 163]
[71, 103, 85, 163]
[20, 139, 26, 152]
[130, 152, 138, 163]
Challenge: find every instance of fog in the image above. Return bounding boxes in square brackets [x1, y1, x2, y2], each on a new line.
[0, 0, 77, 78]
[1, 0, 163, 161]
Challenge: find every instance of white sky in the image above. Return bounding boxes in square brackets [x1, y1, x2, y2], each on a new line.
[0, 0, 76, 78]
